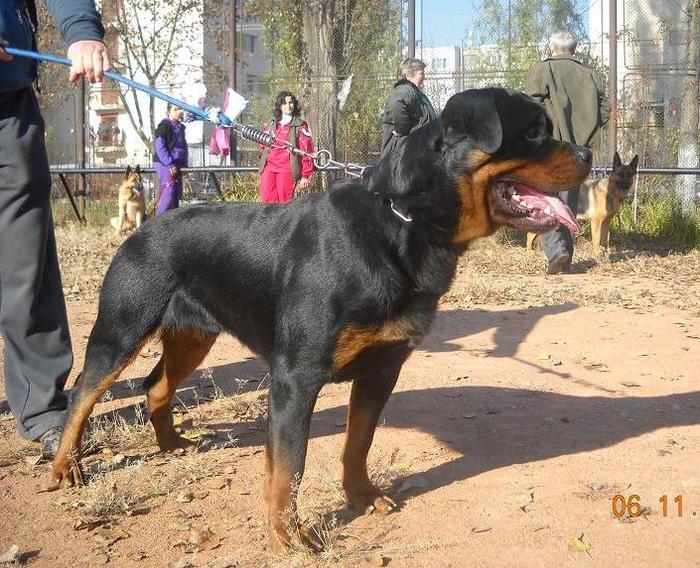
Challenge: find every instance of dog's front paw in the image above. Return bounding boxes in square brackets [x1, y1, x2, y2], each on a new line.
[346, 484, 397, 515]
[51, 455, 84, 489]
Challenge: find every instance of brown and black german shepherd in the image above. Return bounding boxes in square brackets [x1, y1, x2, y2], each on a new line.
[527, 151, 638, 252]
[110, 165, 146, 234]
[51, 89, 591, 551]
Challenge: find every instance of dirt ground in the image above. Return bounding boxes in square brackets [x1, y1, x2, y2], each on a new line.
[1, 229, 700, 567]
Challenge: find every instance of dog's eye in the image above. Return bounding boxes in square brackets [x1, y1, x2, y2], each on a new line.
[524, 126, 542, 141]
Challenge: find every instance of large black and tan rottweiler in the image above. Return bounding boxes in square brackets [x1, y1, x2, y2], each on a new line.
[52, 88, 591, 549]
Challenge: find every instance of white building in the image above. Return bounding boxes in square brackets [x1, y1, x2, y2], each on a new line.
[417, 45, 462, 112]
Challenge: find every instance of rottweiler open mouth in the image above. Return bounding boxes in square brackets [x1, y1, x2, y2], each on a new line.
[490, 179, 580, 234]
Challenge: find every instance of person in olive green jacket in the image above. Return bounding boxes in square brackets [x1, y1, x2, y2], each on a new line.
[524, 30, 610, 274]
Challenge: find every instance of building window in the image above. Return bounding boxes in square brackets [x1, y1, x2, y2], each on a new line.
[434, 58, 447, 71]
[243, 34, 256, 53]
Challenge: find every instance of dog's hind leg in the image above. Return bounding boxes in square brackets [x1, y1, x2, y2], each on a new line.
[144, 329, 217, 451]
[602, 219, 612, 250]
[341, 347, 409, 515]
[526, 232, 537, 250]
[51, 327, 156, 488]
[591, 217, 603, 252]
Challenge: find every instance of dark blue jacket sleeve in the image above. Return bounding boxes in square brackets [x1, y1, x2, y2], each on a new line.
[44, 0, 105, 45]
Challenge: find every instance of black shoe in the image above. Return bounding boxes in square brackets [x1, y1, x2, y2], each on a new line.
[39, 426, 64, 460]
[547, 252, 571, 275]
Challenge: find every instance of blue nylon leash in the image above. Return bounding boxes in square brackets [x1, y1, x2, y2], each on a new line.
[4, 46, 367, 176]
[4, 46, 233, 126]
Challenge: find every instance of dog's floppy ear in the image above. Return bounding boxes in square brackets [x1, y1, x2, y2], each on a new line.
[612, 151, 622, 169]
[125, 165, 132, 179]
[135, 164, 141, 175]
[629, 154, 639, 171]
[440, 90, 503, 154]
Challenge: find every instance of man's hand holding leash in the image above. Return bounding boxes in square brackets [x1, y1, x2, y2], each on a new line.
[67, 40, 111, 84]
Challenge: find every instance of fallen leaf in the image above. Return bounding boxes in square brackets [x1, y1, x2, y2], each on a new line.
[93, 527, 130, 546]
[170, 521, 191, 532]
[471, 526, 491, 533]
[0, 545, 20, 563]
[568, 533, 591, 553]
[180, 428, 216, 441]
[189, 527, 221, 551]
[176, 491, 194, 503]
[25, 454, 42, 466]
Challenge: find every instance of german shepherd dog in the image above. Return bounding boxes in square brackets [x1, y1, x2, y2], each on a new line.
[51, 89, 591, 550]
[526, 151, 639, 252]
[110, 165, 146, 234]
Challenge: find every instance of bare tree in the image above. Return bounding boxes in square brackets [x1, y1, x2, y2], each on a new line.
[676, 0, 700, 211]
[109, 0, 203, 149]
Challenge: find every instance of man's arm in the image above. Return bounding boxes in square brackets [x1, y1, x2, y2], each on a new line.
[593, 71, 611, 126]
[44, 0, 111, 84]
[388, 84, 419, 136]
[523, 64, 548, 104]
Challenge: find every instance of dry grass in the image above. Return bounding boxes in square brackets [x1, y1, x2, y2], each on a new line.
[73, 465, 144, 521]
[442, 231, 700, 314]
[83, 404, 156, 456]
[0, 439, 37, 465]
[55, 225, 700, 315]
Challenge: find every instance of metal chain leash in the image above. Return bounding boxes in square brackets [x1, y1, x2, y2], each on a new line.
[224, 123, 369, 178]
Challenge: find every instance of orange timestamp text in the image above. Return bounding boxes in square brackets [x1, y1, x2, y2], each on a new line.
[612, 494, 691, 518]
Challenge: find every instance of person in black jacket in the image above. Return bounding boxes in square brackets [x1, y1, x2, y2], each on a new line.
[380, 58, 437, 157]
[0, 0, 111, 458]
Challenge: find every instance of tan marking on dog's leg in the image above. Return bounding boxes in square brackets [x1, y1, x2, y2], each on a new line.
[601, 218, 611, 251]
[526, 232, 537, 250]
[147, 330, 216, 451]
[265, 455, 298, 552]
[591, 217, 602, 252]
[341, 377, 398, 516]
[52, 366, 127, 488]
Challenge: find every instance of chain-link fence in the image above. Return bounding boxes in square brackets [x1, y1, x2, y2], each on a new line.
[37, 0, 699, 216]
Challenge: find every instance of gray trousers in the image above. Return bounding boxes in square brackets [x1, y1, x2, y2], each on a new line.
[542, 187, 578, 262]
[0, 87, 73, 440]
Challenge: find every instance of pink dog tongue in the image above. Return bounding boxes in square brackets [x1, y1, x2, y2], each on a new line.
[515, 184, 580, 233]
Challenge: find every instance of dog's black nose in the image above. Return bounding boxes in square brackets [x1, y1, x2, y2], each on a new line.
[574, 146, 592, 164]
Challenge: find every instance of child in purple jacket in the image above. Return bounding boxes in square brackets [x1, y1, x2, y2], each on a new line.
[153, 103, 188, 215]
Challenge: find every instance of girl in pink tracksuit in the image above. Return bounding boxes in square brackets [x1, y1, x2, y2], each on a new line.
[258, 91, 315, 203]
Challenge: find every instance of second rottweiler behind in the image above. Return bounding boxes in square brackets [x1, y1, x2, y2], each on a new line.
[52, 88, 591, 551]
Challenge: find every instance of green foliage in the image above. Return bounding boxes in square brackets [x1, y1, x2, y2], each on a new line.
[245, 0, 401, 165]
[218, 173, 261, 202]
[469, 0, 594, 90]
[615, 195, 700, 249]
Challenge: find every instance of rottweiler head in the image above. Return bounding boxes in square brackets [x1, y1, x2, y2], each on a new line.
[439, 88, 592, 243]
[122, 164, 144, 198]
[370, 88, 592, 246]
[609, 151, 639, 199]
